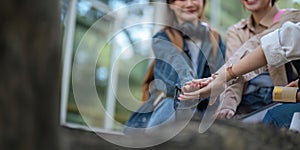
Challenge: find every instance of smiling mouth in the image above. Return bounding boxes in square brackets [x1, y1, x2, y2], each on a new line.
[183, 10, 196, 14]
[245, 0, 257, 5]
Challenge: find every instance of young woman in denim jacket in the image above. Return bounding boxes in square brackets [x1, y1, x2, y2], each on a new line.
[146, 0, 226, 127]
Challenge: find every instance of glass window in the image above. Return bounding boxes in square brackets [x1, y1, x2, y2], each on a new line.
[61, 0, 154, 133]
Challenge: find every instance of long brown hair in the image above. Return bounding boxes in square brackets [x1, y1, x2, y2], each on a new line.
[271, 0, 278, 6]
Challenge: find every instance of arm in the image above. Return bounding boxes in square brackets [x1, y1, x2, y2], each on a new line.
[261, 21, 300, 67]
[219, 25, 247, 117]
[263, 21, 300, 102]
[179, 21, 300, 103]
[227, 46, 267, 78]
[178, 45, 267, 101]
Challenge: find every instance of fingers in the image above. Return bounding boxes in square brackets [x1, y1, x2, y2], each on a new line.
[181, 88, 202, 96]
[182, 85, 191, 93]
[211, 73, 218, 79]
[182, 82, 201, 93]
[217, 109, 235, 119]
[192, 78, 209, 83]
[217, 110, 226, 119]
[182, 77, 214, 92]
[286, 79, 298, 87]
[226, 111, 235, 119]
[177, 93, 200, 101]
[208, 97, 217, 105]
[178, 86, 211, 100]
[192, 77, 213, 87]
[179, 77, 215, 101]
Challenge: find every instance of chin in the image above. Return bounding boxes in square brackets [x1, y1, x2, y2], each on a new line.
[182, 16, 198, 22]
[245, 6, 259, 12]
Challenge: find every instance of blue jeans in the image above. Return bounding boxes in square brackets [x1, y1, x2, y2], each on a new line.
[238, 73, 274, 114]
[263, 103, 300, 128]
[239, 87, 273, 113]
[147, 97, 198, 127]
[147, 97, 176, 127]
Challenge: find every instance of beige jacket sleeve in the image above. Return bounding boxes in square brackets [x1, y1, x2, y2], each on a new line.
[225, 26, 245, 61]
[220, 26, 246, 112]
[261, 21, 300, 67]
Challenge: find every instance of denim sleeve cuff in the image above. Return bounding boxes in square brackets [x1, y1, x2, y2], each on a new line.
[261, 28, 289, 67]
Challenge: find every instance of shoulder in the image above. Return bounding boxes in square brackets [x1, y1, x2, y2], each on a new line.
[228, 18, 249, 32]
[153, 29, 168, 39]
[201, 22, 217, 33]
[202, 22, 220, 40]
[226, 18, 252, 42]
[282, 8, 300, 14]
[279, 8, 300, 21]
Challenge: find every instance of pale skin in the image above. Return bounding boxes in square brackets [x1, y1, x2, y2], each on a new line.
[170, 0, 204, 26]
[286, 79, 300, 100]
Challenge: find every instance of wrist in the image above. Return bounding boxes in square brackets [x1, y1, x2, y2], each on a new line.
[226, 64, 238, 81]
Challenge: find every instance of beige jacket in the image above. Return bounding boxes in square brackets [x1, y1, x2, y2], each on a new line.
[221, 8, 300, 112]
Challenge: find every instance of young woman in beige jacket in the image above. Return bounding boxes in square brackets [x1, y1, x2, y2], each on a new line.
[179, 21, 300, 128]
[217, 0, 299, 119]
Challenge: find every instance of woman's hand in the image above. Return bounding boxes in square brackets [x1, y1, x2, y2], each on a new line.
[178, 69, 227, 106]
[217, 109, 235, 119]
[286, 79, 298, 87]
[179, 76, 216, 100]
[182, 77, 214, 93]
[286, 79, 300, 102]
[178, 74, 226, 104]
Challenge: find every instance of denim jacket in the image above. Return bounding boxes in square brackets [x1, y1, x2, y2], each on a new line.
[152, 26, 226, 97]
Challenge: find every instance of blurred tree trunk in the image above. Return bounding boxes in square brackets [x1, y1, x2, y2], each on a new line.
[0, 0, 61, 150]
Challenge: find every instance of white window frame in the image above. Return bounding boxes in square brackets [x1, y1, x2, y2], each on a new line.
[60, 0, 123, 135]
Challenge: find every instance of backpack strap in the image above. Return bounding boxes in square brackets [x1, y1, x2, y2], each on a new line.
[141, 28, 183, 102]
